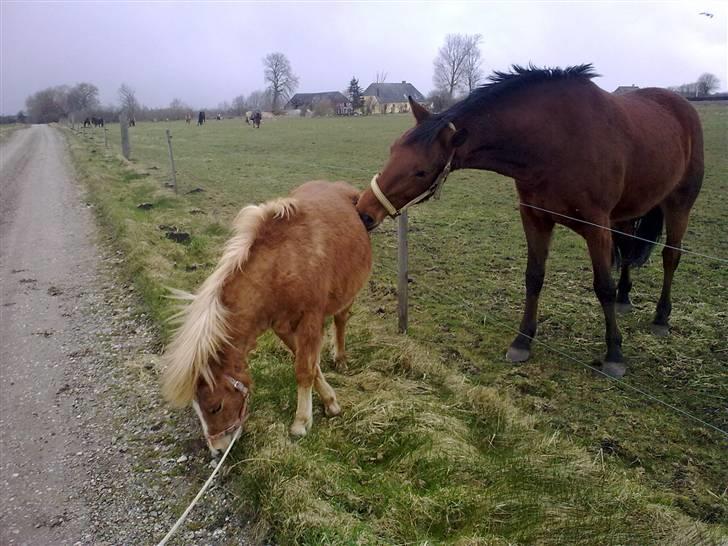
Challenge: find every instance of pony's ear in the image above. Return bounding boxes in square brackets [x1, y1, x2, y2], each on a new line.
[450, 128, 468, 148]
[408, 96, 430, 124]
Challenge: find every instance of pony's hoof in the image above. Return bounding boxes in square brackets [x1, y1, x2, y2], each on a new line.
[289, 418, 312, 438]
[333, 356, 348, 371]
[325, 401, 341, 418]
[506, 346, 530, 363]
[650, 323, 669, 337]
[601, 361, 627, 378]
[615, 302, 633, 314]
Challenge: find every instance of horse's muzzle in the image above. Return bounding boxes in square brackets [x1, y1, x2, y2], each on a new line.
[359, 213, 377, 231]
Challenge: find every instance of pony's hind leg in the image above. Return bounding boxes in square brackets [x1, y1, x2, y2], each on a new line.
[290, 316, 325, 438]
[507, 207, 554, 363]
[332, 305, 352, 369]
[652, 206, 690, 336]
[314, 363, 341, 417]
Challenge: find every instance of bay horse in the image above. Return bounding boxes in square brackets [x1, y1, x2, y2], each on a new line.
[251, 111, 262, 128]
[161, 181, 372, 454]
[356, 64, 703, 378]
[198, 111, 206, 125]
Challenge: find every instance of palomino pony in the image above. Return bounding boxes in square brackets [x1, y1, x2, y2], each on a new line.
[357, 65, 703, 378]
[162, 181, 372, 453]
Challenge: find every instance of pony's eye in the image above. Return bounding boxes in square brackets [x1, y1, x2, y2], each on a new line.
[210, 402, 223, 414]
[415, 171, 427, 178]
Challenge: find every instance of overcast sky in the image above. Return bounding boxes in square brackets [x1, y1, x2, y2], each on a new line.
[1, 1, 726, 114]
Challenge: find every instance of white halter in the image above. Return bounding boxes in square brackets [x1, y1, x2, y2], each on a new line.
[370, 122, 457, 218]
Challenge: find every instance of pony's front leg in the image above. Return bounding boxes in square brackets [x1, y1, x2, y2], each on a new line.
[290, 319, 324, 438]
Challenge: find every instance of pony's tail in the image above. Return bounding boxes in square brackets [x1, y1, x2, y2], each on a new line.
[612, 206, 664, 268]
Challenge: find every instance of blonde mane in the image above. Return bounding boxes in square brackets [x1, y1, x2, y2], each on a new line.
[161, 198, 297, 406]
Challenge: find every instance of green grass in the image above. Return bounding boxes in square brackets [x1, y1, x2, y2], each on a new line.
[0, 122, 28, 143]
[64, 106, 727, 544]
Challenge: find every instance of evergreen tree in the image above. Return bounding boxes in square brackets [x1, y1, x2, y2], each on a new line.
[348, 77, 363, 110]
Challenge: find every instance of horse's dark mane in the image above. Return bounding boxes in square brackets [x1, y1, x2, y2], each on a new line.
[407, 63, 600, 145]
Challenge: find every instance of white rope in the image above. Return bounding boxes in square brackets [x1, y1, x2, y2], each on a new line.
[156, 427, 242, 546]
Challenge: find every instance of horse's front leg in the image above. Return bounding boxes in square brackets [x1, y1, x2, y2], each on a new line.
[507, 207, 554, 363]
[290, 317, 324, 437]
[583, 224, 625, 378]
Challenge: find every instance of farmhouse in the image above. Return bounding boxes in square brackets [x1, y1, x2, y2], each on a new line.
[285, 91, 352, 115]
[613, 85, 639, 95]
[362, 81, 425, 114]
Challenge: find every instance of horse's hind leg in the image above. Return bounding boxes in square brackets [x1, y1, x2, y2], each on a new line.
[582, 222, 625, 378]
[652, 206, 690, 336]
[507, 207, 554, 363]
[290, 316, 325, 437]
[332, 305, 352, 369]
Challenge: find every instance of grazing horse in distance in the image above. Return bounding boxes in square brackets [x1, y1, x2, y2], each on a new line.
[356, 64, 703, 378]
[198, 111, 206, 125]
[92, 117, 104, 127]
[161, 181, 372, 454]
[251, 111, 262, 128]
[185, 113, 192, 124]
[83, 117, 91, 127]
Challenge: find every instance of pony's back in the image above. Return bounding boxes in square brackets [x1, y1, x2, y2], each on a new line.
[221, 181, 372, 322]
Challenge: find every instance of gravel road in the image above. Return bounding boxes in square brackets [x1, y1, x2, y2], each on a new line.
[1, 125, 250, 545]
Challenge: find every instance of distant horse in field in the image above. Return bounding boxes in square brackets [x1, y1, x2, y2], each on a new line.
[128, 117, 136, 127]
[83, 117, 91, 127]
[161, 181, 372, 453]
[198, 111, 206, 125]
[185, 113, 192, 124]
[92, 117, 104, 127]
[356, 64, 703, 378]
[251, 111, 262, 128]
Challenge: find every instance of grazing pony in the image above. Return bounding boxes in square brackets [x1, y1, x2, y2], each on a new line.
[356, 64, 703, 378]
[198, 111, 206, 125]
[161, 181, 372, 453]
[83, 117, 91, 127]
[251, 111, 262, 128]
[185, 113, 192, 124]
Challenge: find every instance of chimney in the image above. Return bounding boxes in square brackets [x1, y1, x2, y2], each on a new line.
[402, 81, 406, 84]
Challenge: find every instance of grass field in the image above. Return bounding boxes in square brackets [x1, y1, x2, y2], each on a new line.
[66, 104, 726, 544]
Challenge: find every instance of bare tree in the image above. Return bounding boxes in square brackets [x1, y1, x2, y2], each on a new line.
[375, 71, 388, 84]
[246, 89, 271, 112]
[263, 52, 299, 113]
[118, 84, 139, 119]
[232, 95, 246, 116]
[697, 73, 720, 96]
[433, 33, 483, 98]
[67, 83, 100, 115]
[461, 36, 484, 94]
[25, 86, 69, 123]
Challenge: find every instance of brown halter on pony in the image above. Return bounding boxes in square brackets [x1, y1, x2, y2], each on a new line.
[369, 122, 457, 217]
[205, 375, 249, 442]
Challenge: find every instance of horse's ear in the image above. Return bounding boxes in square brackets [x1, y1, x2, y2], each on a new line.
[408, 96, 430, 124]
[450, 128, 468, 148]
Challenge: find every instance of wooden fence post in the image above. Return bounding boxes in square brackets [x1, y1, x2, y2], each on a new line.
[120, 114, 130, 159]
[165, 129, 178, 193]
[104, 126, 108, 148]
[397, 211, 409, 333]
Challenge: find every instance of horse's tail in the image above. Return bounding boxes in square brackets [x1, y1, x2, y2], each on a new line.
[160, 197, 298, 407]
[612, 206, 664, 268]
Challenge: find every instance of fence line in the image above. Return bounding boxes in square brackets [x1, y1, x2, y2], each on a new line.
[376, 260, 727, 438]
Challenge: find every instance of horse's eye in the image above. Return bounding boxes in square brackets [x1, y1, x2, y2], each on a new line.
[210, 402, 223, 414]
[415, 171, 427, 178]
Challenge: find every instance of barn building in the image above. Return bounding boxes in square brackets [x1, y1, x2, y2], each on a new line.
[362, 81, 426, 114]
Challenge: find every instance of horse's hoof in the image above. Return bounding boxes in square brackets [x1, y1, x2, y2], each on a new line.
[333, 356, 348, 371]
[325, 401, 341, 418]
[615, 302, 633, 314]
[506, 346, 530, 363]
[650, 323, 669, 337]
[601, 361, 627, 378]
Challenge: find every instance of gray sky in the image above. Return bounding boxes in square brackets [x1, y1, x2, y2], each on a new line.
[1, 1, 726, 114]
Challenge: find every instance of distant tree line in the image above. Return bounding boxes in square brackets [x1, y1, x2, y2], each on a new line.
[668, 73, 721, 98]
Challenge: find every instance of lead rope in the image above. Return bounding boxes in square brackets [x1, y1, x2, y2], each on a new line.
[156, 427, 242, 546]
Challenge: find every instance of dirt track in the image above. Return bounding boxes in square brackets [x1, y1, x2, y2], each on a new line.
[0, 126, 249, 545]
